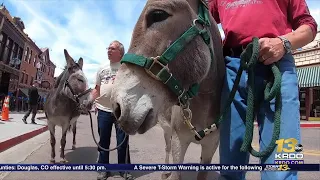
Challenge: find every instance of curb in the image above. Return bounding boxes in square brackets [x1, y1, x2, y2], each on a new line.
[300, 123, 320, 128]
[0, 126, 48, 153]
[254, 123, 320, 128]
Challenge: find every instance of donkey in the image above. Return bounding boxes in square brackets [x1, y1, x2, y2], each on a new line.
[110, 0, 225, 179]
[44, 49, 92, 163]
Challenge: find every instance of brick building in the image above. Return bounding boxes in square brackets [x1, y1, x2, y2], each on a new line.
[293, 31, 320, 121]
[0, 4, 28, 108]
[39, 48, 55, 90]
[0, 4, 56, 111]
[18, 37, 42, 97]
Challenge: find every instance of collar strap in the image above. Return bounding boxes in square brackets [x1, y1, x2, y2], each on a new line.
[120, 2, 211, 106]
[121, 54, 199, 105]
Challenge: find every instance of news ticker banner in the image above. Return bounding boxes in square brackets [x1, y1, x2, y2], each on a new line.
[0, 164, 319, 172]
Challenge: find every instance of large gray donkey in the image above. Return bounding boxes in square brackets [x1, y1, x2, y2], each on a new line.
[44, 49, 92, 163]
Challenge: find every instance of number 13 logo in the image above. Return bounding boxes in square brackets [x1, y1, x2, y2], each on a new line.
[275, 138, 298, 153]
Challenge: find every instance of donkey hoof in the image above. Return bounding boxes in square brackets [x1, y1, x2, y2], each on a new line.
[71, 145, 76, 150]
[161, 172, 171, 179]
[60, 159, 68, 163]
[49, 159, 55, 164]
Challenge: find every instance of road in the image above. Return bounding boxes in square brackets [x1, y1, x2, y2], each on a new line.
[0, 114, 319, 180]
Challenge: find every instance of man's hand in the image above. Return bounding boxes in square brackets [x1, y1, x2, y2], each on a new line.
[258, 37, 286, 65]
[80, 100, 93, 112]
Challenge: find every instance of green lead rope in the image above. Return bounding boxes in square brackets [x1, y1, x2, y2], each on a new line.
[196, 37, 282, 159]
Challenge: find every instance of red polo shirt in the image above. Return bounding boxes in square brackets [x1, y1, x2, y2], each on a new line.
[209, 0, 318, 48]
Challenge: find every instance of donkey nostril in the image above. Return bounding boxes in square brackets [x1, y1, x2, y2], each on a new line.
[113, 103, 121, 120]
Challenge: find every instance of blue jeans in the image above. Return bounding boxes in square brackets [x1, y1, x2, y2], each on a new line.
[97, 109, 131, 165]
[219, 54, 300, 180]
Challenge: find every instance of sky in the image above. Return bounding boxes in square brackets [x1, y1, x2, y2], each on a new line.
[4, 0, 320, 88]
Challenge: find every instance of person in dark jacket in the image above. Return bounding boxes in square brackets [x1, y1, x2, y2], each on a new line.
[22, 81, 40, 124]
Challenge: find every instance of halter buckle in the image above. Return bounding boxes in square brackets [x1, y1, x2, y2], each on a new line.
[145, 56, 169, 80]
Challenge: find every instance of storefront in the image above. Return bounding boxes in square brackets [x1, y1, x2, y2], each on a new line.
[297, 66, 320, 121]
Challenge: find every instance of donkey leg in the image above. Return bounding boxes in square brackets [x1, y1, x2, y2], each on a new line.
[60, 125, 69, 163]
[48, 122, 56, 164]
[162, 126, 172, 179]
[72, 122, 77, 150]
[197, 133, 220, 180]
[168, 131, 190, 180]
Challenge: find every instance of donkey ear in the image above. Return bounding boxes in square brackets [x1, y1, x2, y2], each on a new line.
[64, 49, 75, 68]
[78, 57, 83, 69]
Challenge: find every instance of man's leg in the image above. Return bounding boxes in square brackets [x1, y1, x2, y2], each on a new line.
[31, 104, 38, 124]
[114, 114, 132, 178]
[22, 105, 32, 124]
[96, 109, 113, 180]
[258, 54, 300, 180]
[219, 56, 249, 180]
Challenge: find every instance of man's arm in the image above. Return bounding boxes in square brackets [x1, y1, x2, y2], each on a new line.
[258, 0, 318, 65]
[81, 70, 101, 111]
[208, 0, 221, 24]
[285, 0, 318, 49]
[92, 68, 102, 100]
[91, 85, 100, 100]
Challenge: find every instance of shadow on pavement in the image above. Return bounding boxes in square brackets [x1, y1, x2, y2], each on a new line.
[129, 171, 155, 179]
[64, 147, 154, 179]
[181, 171, 220, 180]
[65, 147, 98, 164]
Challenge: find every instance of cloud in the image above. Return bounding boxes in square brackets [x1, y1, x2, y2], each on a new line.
[7, 0, 145, 88]
[6, 0, 319, 88]
[310, 8, 320, 30]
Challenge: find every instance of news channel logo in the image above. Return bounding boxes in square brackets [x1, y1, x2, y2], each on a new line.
[274, 138, 304, 164]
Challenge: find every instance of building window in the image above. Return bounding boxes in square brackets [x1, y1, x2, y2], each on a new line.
[25, 74, 28, 84]
[20, 73, 24, 83]
[28, 50, 32, 64]
[30, 77, 34, 85]
[8, 41, 15, 63]
[0, 32, 7, 62]
[33, 57, 36, 67]
[24, 47, 29, 61]
[18, 47, 23, 60]
[12, 42, 18, 58]
[2, 37, 13, 64]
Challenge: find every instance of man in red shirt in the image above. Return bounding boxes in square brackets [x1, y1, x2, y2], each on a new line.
[208, 0, 317, 179]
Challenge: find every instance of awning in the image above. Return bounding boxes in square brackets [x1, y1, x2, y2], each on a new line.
[297, 66, 320, 88]
[19, 88, 29, 97]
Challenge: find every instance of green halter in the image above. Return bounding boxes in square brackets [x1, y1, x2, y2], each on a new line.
[120, 2, 212, 107]
[119, 1, 282, 160]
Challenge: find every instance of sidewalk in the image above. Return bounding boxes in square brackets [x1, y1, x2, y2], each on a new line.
[0, 112, 48, 153]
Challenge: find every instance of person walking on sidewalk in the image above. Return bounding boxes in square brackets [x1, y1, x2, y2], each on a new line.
[22, 81, 40, 124]
[208, 0, 317, 180]
[90, 40, 132, 180]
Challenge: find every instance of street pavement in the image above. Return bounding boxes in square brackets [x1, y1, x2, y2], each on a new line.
[0, 114, 319, 180]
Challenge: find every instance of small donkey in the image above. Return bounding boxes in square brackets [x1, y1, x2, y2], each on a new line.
[44, 49, 92, 163]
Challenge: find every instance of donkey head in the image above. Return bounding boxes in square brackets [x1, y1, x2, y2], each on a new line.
[60, 49, 89, 102]
[110, 0, 213, 134]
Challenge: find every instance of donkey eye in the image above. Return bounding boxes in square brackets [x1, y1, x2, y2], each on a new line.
[147, 10, 170, 27]
[77, 78, 84, 83]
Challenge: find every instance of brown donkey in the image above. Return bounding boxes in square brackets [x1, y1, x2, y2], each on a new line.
[111, 0, 225, 179]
